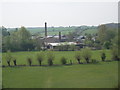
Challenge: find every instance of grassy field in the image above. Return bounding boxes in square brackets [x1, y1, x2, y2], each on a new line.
[22, 27, 76, 36]
[81, 28, 98, 35]
[2, 50, 112, 66]
[2, 50, 119, 88]
[0, 67, 2, 89]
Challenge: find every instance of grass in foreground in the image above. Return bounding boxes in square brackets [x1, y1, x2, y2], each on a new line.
[2, 61, 118, 88]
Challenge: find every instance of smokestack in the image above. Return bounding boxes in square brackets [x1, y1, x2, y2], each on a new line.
[45, 22, 47, 38]
[59, 31, 61, 42]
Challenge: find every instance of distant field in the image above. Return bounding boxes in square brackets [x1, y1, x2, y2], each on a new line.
[28, 27, 76, 36]
[27, 27, 98, 36]
[81, 28, 98, 35]
[2, 50, 119, 88]
[8, 27, 98, 36]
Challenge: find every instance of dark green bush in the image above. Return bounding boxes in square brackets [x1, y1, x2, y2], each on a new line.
[101, 52, 106, 61]
[75, 52, 81, 64]
[61, 57, 67, 65]
[27, 57, 32, 66]
[47, 52, 54, 66]
[82, 48, 92, 63]
[36, 52, 44, 66]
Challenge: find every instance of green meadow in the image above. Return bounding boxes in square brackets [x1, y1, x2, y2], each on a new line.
[2, 50, 119, 88]
[2, 50, 112, 66]
[82, 28, 98, 35]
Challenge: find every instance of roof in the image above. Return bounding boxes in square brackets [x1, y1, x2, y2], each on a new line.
[47, 42, 76, 46]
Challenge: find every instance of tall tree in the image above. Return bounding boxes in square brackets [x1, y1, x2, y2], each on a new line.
[98, 25, 107, 44]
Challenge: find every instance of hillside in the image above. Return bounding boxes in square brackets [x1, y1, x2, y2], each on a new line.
[6, 23, 118, 36]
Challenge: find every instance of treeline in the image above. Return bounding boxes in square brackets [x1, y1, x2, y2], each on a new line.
[2, 26, 44, 52]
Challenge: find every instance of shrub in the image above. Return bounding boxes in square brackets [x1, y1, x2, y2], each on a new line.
[91, 59, 99, 64]
[82, 48, 92, 63]
[13, 58, 17, 66]
[61, 57, 67, 65]
[36, 52, 44, 66]
[111, 47, 119, 61]
[27, 57, 32, 66]
[47, 52, 54, 66]
[75, 52, 81, 64]
[5, 50, 12, 66]
[101, 51, 106, 61]
[70, 60, 72, 65]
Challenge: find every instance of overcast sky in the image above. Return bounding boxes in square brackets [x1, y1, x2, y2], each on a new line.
[0, 0, 118, 28]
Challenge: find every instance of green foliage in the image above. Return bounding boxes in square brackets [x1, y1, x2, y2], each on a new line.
[98, 25, 107, 44]
[84, 40, 94, 47]
[103, 41, 111, 49]
[1, 26, 10, 36]
[91, 59, 99, 64]
[5, 50, 12, 61]
[5, 50, 12, 66]
[2, 26, 35, 52]
[47, 52, 54, 66]
[82, 48, 92, 63]
[75, 51, 81, 64]
[111, 46, 119, 61]
[97, 25, 117, 46]
[68, 44, 76, 51]
[36, 52, 44, 66]
[27, 57, 32, 66]
[101, 51, 106, 61]
[61, 57, 67, 65]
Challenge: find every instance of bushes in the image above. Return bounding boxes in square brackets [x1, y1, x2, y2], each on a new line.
[47, 52, 54, 66]
[5, 50, 12, 66]
[61, 57, 67, 65]
[4, 49, 118, 67]
[36, 52, 44, 66]
[13, 58, 17, 66]
[101, 50, 106, 61]
[27, 57, 32, 66]
[81, 48, 92, 63]
[75, 52, 81, 64]
[91, 59, 99, 64]
[111, 47, 119, 61]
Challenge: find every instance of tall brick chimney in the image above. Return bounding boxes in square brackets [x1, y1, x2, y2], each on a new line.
[59, 31, 61, 42]
[45, 22, 47, 38]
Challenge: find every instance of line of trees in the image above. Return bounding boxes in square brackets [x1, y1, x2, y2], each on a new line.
[4, 47, 119, 67]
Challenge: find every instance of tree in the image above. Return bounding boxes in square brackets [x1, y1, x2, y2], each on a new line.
[1, 26, 10, 36]
[5, 50, 12, 66]
[101, 50, 106, 61]
[103, 41, 111, 49]
[36, 52, 44, 66]
[47, 52, 54, 66]
[17, 26, 31, 40]
[27, 57, 32, 66]
[82, 48, 92, 63]
[111, 33, 119, 61]
[69, 44, 76, 51]
[98, 25, 107, 44]
[75, 51, 81, 64]
[12, 56, 17, 66]
[61, 57, 67, 65]
[111, 45, 119, 61]
[67, 32, 76, 42]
